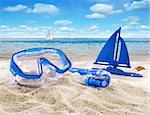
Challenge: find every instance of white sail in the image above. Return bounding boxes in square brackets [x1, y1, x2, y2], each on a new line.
[46, 30, 53, 40]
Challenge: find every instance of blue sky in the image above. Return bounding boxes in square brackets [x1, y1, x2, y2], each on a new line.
[0, 0, 149, 38]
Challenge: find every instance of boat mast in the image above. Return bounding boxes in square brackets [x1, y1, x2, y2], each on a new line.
[114, 28, 121, 68]
[47, 29, 52, 40]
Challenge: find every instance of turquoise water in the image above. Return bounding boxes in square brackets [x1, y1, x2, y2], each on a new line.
[0, 38, 150, 59]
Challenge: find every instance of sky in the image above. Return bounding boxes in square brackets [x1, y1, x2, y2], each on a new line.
[0, 0, 149, 38]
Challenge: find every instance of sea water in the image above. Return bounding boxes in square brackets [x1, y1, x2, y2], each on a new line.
[0, 38, 150, 61]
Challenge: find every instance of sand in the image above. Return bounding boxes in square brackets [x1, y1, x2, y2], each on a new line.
[0, 59, 149, 115]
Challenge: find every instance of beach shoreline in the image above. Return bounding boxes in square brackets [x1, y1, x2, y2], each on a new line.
[1, 53, 150, 61]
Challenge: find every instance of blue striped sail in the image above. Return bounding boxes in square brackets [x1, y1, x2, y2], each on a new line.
[94, 27, 131, 68]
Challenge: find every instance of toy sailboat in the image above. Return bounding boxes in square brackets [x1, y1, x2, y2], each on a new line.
[94, 27, 143, 77]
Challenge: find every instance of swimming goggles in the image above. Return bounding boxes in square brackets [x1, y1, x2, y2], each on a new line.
[10, 48, 71, 80]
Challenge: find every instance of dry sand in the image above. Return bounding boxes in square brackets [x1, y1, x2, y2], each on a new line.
[0, 59, 149, 115]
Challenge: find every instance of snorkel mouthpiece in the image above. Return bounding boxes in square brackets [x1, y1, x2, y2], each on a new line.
[10, 48, 71, 87]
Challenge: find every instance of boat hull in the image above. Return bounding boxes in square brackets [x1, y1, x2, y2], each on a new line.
[104, 67, 143, 77]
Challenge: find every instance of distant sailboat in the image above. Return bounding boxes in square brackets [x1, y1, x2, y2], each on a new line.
[46, 30, 53, 40]
[94, 27, 143, 77]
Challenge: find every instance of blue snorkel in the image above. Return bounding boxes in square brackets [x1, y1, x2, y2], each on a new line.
[70, 68, 111, 88]
[10, 48, 71, 80]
